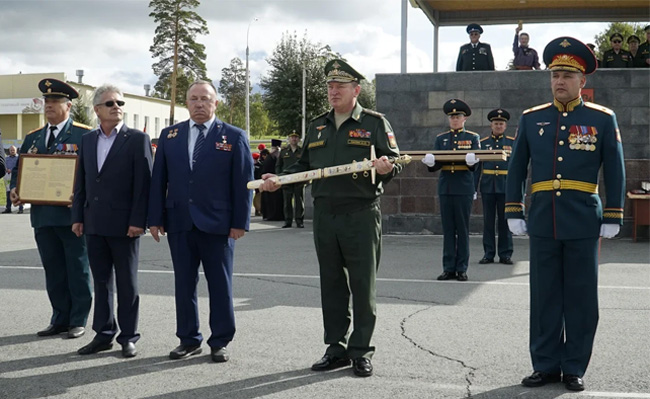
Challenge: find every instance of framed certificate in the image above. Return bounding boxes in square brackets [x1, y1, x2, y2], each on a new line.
[16, 154, 78, 206]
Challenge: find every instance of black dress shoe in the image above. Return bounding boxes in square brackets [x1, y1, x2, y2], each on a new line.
[78, 338, 113, 355]
[437, 272, 456, 280]
[122, 342, 137, 358]
[521, 371, 561, 387]
[456, 272, 468, 281]
[478, 257, 494, 264]
[68, 326, 85, 339]
[1, 209, 11, 214]
[311, 354, 351, 371]
[563, 374, 585, 391]
[499, 257, 514, 265]
[352, 358, 373, 377]
[296, 222, 304, 228]
[282, 222, 292, 228]
[37, 324, 67, 336]
[17, 210, 24, 214]
[210, 346, 229, 362]
[169, 344, 202, 359]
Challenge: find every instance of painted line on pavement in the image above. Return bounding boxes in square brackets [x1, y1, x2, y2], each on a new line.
[1, 266, 648, 291]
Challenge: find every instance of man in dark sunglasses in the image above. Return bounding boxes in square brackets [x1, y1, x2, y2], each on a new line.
[601, 32, 633, 68]
[456, 23, 495, 71]
[72, 84, 153, 358]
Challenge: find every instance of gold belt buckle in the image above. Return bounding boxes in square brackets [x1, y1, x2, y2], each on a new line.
[552, 179, 561, 190]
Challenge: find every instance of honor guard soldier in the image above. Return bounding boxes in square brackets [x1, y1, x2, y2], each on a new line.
[276, 130, 305, 228]
[506, 37, 625, 392]
[259, 59, 402, 377]
[456, 23, 495, 71]
[10, 78, 93, 339]
[421, 99, 481, 281]
[475, 109, 515, 265]
[601, 33, 633, 68]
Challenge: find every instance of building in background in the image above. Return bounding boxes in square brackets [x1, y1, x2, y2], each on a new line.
[0, 72, 189, 148]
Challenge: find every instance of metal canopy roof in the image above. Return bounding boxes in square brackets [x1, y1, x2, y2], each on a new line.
[410, 0, 650, 26]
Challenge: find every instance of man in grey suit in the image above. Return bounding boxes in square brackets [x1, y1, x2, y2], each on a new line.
[72, 84, 152, 358]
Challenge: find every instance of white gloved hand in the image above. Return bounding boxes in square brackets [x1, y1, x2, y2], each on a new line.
[508, 219, 527, 236]
[473, 192, 478, 200]
[599, 223, 620, 238]
[421, 153, 436, 167]
[465, 152, 479, 166]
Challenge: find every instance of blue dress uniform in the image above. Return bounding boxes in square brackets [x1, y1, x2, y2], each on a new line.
[456, 24, 495, 71]
[428, 99, 480, 280]
[506, 38, 625, 388]
[475, 109, 514, 263]
[10, 79, 92, 335]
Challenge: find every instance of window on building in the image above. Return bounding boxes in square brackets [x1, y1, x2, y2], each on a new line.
[144, 116, 149, 133]
[165, 118, 169, 127]
[155, 117, 160, 136]
[134, 114, 139, 129]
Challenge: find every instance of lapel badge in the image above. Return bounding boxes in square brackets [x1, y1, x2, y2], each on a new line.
[536, 122, 550, 126]
[29, 145, 38, 154]
[539, 128, 544, 136]
[167, 129, 178, 139]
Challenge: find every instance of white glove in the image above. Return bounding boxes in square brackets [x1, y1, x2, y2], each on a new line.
[465, 152, 479, 166]
[599, 223, 620, 238]
[508, 219, 527, 236]
[421, 153, 435, 167]
[473, 192, 478, 200]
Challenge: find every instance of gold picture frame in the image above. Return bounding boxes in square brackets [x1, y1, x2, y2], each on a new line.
[16, 154, 78, 206]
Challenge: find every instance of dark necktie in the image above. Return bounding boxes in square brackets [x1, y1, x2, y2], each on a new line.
[47, 126, 57, 149]
[192, 124, 206, 168]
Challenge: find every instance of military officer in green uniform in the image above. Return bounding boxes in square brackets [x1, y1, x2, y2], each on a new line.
[259, 59, 401, 377]
[475, 109, 514, 265]
[638, 25, 650, 67]
[276, 130, 305, 228]
[422, 99, 480, 281]
[10, 79, 93, 339]
[601, 33, 633, 68]
[506, 37, 625, 392]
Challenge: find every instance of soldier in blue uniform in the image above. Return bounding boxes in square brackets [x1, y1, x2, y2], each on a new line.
[506, 37, 625, 392]
[475, 109, 514, 265]
[10, 79, 93, 339]
[456, 24, 495, 71]
[422, 99, 480, 281]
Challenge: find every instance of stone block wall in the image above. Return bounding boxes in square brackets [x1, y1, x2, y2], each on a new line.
[375, 69, 650, 237]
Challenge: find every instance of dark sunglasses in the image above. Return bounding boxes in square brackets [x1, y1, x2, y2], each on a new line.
[611, 40, 622, 43]
[98, 100, 125, 107]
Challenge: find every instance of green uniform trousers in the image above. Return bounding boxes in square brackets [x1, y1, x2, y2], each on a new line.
[313, 199, 381, 360]
[282, 184, 305, 224]
[34, 226, 92, 327]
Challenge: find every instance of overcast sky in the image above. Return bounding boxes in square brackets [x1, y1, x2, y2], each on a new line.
[1, 0, 615, 98]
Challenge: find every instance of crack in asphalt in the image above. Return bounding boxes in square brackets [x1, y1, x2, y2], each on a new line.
[400, 307, 478, 398]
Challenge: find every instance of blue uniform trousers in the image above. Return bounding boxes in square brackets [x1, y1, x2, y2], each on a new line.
[34, 226, 91, 327]
[167, 229, 235, 349]
[86, 235, 140, 345]
[439, 194, 473, 273]
[529, 235, 599, 377]
[481, 193, 513, 260]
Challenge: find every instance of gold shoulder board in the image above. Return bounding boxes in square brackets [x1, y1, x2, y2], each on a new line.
[466, 130, 480, 137]
[363, 108, 385, 118]
[584, 102, 614, 115]
[523, 102, 552, 115]
[72, 121, 93, 130]
[28, 125, 46, 134]
[506, 136, 516, 140]
[480, 136, 489, 142]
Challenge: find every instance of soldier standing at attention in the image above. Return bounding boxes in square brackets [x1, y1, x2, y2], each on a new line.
[638, 25, 650, 67]
[421, 99, 481, 281]
[475, 109, 515, 265]
[10, 79, 92, 339]
[601, 33, 633, 68]
[456, 23, 495, 71]
[506, 37, 625, 392]
[259, 59, 401, 377]
[276, 130, 305, 228]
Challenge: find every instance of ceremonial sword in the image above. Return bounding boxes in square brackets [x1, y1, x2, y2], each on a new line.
[247, 145, 412, 190]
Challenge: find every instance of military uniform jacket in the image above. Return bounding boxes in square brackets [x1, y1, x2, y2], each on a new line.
[475, 133, 514, 194]
[456, 42, 495, 71]
[601, 49, 633, 68]
[505, 98, 625, 240]
[11, 118, 92, 228]
[429, 128, 480, 195]
[276, 145, 302, 174]
[283, 102, 401, 200]
[636, 42, 650, 68]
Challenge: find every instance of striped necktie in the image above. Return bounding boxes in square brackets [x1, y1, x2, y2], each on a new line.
[192, 124, 206, 168]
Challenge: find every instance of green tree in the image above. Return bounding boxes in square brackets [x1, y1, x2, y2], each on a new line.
[149, 0, 209, 121]
[70, 93, 94, 126]
[261, 31, 339, 135]
[152, 67, 193, 106]
[593, 22, 647, 59]
[357, 78, 376, 111]
[218, 57, 247, 125]
[249, 93, 274, 138]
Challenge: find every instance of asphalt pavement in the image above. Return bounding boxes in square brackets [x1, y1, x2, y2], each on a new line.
[0, 212, 648, 399]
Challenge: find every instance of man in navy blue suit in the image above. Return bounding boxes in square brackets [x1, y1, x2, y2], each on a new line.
[72, 84, 152, 358]
[148, 80, 253, 363]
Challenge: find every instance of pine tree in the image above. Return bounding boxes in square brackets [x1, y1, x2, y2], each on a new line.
[218, 58, 247, 125]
